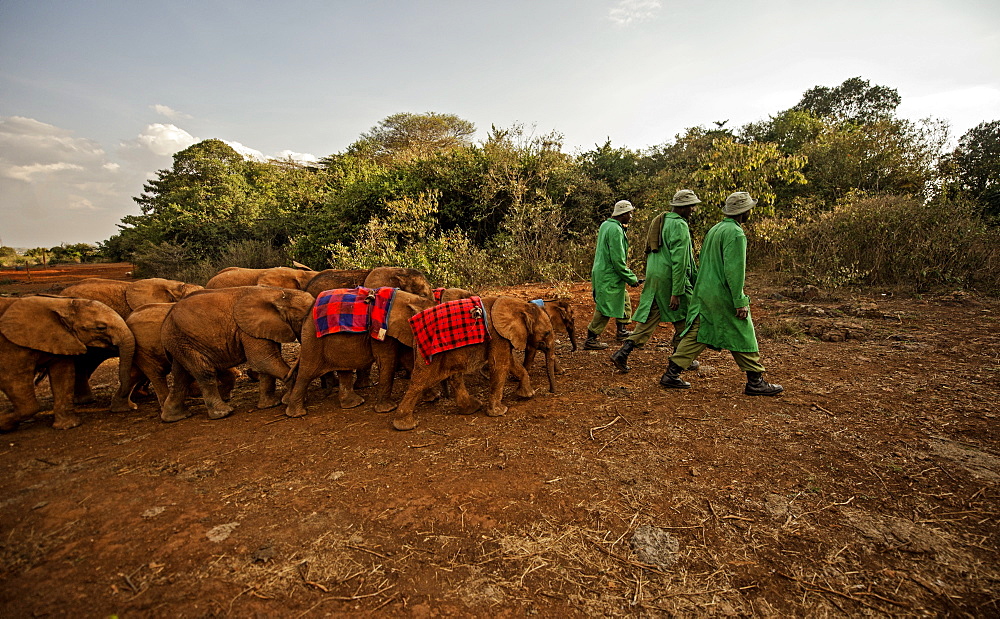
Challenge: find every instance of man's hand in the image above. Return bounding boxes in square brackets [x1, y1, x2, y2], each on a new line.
[630, 279, 644, 288]
[736, 306, 749, 320]
[669, 295, 680, 311]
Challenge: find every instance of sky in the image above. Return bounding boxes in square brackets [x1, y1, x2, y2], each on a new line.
[1, 0, 998, 248]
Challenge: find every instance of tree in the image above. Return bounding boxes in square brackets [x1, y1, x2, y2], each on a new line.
[118, 139, 326, 261]
[353, 112, 476, 164]
[576, 140, 641, 196]
[793, 77, 901, 125]
[951, 120, 1000, 219]
[741, 109, 825, 155]
[692, 138, 808, 212]
[800, 118, 949, 203]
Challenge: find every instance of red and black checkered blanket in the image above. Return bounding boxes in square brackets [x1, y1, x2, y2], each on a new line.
[313, 287, 396, 339]
[409, 296, 489, 364]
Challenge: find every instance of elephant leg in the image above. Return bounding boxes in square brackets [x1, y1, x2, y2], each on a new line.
[337, 371, 365, 409]
[218, 368, 239, 400]
[355, 362, 374, 390]
[50, 361, 82, 430]
[255, 374, 281, 410]
[161, 360, 195, 423]
[320, 372, 335, 390]
[284, 363, 317, 418]
[72, 355, 99, 405]
[485, 345, 512, 417]
[373, 346, 399, 413]
[0, 367, 42, 432]
[245, 341, 290, 409]
[109, 364, 139, 413]
[510, 357, 537, 399]
[523, 346, 537, 371]
[450, 375, 481, 415]
[392, 361, 442, 431]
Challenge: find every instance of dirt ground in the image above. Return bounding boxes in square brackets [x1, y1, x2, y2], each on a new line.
[1, 263, 998, 617]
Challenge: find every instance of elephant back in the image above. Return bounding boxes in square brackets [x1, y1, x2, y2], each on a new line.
[205, 267, 265, 289]
[364, 267, 433, 300]
[58, 278, 131, 318]
[305, 269, 372, 297]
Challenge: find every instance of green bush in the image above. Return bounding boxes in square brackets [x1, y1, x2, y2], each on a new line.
[765, 195, 1000, 293]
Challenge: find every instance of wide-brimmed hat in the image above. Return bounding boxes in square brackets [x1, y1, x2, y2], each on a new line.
[612, 200, 635, 217]
[722, 192, 757, 216]
[670, 189, 701, 207]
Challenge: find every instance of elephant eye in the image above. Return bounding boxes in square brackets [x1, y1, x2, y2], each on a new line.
[95, 323, 108, 331]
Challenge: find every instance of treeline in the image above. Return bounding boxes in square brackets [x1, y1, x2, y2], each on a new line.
[102, 77, 1000, 293]
[0, 244, 102, 268]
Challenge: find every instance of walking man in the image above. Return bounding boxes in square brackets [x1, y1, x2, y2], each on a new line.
[659, 192, 783, 396]
[585, 200, 642, 350]
[611, 189, 700, 373]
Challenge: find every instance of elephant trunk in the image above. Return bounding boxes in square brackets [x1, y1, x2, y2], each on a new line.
[544, 345, 557, 393]
[110, 324, 137, 412]
[567, 325, 578, 352]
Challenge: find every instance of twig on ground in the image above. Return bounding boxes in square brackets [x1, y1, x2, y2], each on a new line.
[590, 416, 622, 440]
[345, 543, 389, 559]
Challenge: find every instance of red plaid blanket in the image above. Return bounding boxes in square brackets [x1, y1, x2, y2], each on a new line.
[368, 286, 396, 341]
[314, 287, 371, 337]
[433, 287, 446, 303]
[409, 296, 489, 364]
[313, 287, 397, 339]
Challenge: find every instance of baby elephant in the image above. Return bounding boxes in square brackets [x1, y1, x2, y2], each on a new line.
[160, 286, 314, 422]
[0, 296, 135, 431]
[392, 296, 557, 431]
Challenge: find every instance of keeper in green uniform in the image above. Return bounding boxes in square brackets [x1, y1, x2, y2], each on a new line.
[611, 189, 701, 373]
[659, 191, 783, 396]
[585, 200, 643, 350]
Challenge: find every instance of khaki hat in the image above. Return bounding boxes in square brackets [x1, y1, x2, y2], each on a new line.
[722, 192, 757, 216]
[670, 189, 701, 207]
[611, 200, 635, 217]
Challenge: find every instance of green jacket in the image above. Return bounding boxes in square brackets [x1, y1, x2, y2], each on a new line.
[687, 217, 758, 352]
[591, 218, 639, 319]
[633, 212, 697, 324]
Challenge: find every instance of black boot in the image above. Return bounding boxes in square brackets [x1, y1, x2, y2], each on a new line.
[659, 361, 690, 389]
[610, 340, 635, 373]
[745, 372, 783, 396]
[584, 331, 608, 350]
[616, 322, 634, 341]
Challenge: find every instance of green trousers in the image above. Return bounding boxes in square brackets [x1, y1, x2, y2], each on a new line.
[587, 310, 629, 337]
[669, 317, 766, 373]
[625, 300, 684, 348]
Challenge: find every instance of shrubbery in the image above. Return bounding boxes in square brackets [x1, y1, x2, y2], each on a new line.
[761, 195, 1000, 292]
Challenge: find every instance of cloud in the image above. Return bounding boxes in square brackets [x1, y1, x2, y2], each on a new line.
[0, 116, 105, 166]
[273, 149, 320, 164]
[0, 115, 136, 246]
[900, 85, 1000, 130]
[151, 104, 193, 120]
[2, 162, 85, 182]
[223, 140, 266, 161]
[608, 0, 661, 26]
[124, 123, 199, 157]
[0, 114, 324, 247]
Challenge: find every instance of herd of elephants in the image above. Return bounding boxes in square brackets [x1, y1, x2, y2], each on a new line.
[0, 266, 579, 432]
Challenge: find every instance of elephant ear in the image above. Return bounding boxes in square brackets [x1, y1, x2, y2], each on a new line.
[552, 300, 574, 330]
[233, 287, 297, 342]
[0, 297, 88, 355]
[387, 292, 432, 348]
[126, 278, 176, 309]
[491, 297, 533, 350]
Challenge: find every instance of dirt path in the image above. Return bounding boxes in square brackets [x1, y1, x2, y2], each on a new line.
[1, 268, 998, 616]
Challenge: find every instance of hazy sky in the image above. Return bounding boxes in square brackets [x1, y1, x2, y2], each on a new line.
[2, 0, 998, 248]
